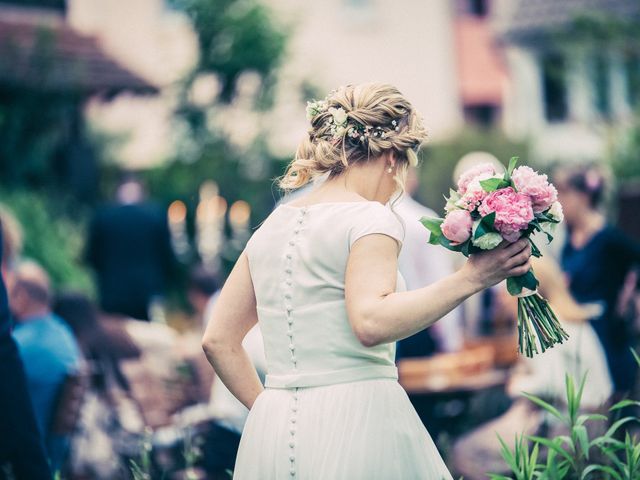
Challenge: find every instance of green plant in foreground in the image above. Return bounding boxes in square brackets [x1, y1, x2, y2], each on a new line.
[490, 372, 639, 480]
[129, 427, 154, 480]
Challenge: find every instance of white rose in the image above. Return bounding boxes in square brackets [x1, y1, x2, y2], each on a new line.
[472, 232, 503, 250]
[329, 107, 347, 126]
[548, 201, 564, 223]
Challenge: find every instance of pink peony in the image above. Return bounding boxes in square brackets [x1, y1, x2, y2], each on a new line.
[457, 163, 497, 194]
[511, 166, 558, 213]
[478, 187, 534, 242]
[441, 210, 473, 245]
[458, 181, 489, 211]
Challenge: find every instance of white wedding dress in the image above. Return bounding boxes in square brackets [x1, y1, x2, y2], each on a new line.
[233, 201, 452, 479]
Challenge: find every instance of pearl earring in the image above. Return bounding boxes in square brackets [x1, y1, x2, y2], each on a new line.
[387, 165, 394, 173]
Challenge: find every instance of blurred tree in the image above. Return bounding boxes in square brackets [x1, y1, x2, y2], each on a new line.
[171, 0, 287, 104]
[0, 190, 93, 293]
[142, 0, 289, 275]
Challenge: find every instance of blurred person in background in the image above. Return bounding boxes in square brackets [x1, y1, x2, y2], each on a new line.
[554, 164, 640, 395]
[452, 257, 612, 479]
[187, 264, 221, 329]
[53, 292, 141, 479]
[86, 173, 177, 321]
[0, 210, 52, 480]
[395, 167, 463, 357]
[10, 261, 81, 473]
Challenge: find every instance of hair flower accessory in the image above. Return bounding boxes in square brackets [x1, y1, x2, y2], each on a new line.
[306, 100, 327, 121]
[327, 107, 348, 138]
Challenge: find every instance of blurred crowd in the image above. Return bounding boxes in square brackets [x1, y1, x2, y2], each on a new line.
[0, 157, 639, 480]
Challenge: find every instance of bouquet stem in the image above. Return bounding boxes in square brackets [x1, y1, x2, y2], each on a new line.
[517, 292, 569, 357]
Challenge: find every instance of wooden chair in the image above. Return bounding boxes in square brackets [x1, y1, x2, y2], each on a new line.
[50, 367, 90, 436]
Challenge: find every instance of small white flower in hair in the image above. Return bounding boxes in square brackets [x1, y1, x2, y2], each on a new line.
[328, 107, 348, 127]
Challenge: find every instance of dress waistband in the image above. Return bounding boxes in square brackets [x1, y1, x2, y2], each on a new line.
[265, 365, 398, 389]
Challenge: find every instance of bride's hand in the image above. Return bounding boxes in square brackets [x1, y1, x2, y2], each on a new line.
[460, 239, 532, 290]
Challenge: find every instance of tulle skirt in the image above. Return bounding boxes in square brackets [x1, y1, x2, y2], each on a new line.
[233, 378, 452, 479]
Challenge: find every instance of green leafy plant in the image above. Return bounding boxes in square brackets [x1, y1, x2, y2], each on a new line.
[491, 366, 640, 479]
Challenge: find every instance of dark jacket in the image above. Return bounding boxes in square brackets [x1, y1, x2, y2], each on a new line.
[0, 230, 53, 479]
[86, 201, 176, 320]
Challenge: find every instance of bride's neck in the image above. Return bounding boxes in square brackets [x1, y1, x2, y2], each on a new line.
[318, 161, 392, 204]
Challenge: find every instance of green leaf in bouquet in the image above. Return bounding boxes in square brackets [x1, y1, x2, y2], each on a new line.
[521, 269, 539, 291]
[529, 239, 542, 258]
[473, 212, 496, 239]
[419, 217, 443, 245]
[536, 211, 559, 224]
[507, 270, 539, 297]
[507, 276, 523, 296]
[480, 177, 510, 192]
[506, 156, 519, 180]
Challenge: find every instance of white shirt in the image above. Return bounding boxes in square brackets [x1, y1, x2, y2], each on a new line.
[395, 195, 464, 352]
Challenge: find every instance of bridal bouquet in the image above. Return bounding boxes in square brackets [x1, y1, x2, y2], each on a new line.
[421, 157, 568, 357]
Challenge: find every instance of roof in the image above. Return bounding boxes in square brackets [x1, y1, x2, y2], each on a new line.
[501, 0, 640, 43]
[455, 17, 506, 106]
[0, 6, 157, 95]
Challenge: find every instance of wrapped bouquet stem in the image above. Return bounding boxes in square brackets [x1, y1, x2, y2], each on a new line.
[421, 157, 569, 357]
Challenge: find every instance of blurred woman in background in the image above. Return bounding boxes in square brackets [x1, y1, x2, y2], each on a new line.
[554, 164, 640, 395]
[452, 257, 612, 479]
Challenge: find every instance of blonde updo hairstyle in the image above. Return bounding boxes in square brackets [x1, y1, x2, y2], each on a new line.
[279, 83, 428, 197]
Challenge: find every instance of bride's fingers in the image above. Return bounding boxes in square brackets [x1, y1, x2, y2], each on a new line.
[502, 239, 529, 258]
[507, 259, 531, 277]
[501, 242, 530, 265]
[505, 247, 531, 269]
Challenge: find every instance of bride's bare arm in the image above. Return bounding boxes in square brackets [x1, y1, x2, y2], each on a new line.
[202, 251, 263, 409]
[345, 235, 531, 347]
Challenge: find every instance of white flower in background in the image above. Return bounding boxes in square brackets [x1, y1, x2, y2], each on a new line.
[472, 232, 503, 250]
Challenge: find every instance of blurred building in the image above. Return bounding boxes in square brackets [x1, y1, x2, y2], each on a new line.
[264, 0, 509, 156]
[496, 0, 640, 163]
[0, 0, 156, 199]
[67, 0, 199, 169]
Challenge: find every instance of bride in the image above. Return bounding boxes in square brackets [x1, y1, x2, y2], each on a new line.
[202, 83, 532, 479]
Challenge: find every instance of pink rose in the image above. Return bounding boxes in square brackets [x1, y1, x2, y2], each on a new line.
[511, 166, 558, 213]
[441, 210, 473, 245]
[478, 187, 534, 242]
[457, 163, 497, 194]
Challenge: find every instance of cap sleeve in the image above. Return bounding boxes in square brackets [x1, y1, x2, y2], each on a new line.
[348, 203, 404, 250]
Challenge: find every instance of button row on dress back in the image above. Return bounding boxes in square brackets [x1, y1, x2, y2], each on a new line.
[283, 207, 306, 478]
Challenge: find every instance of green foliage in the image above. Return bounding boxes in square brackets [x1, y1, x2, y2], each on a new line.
[129, 428, 154, 480]
[417, 129, 529, 211]
[492, 372, 640, 479]
[172, 0, 288, 104]
[0, 189, 93, 293]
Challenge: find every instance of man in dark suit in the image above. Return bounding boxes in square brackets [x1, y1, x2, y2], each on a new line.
[0, 229, 52, 479]
[86, 175, 177, 320]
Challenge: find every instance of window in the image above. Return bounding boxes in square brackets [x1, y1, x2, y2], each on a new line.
[468, 0, 489, 17]
[624, 52, 640, 108]
[1, 0, 66, 12]
[464, 104, 497, 128]
[541, 52, 568, 122]
[591, 53, 611, 118]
